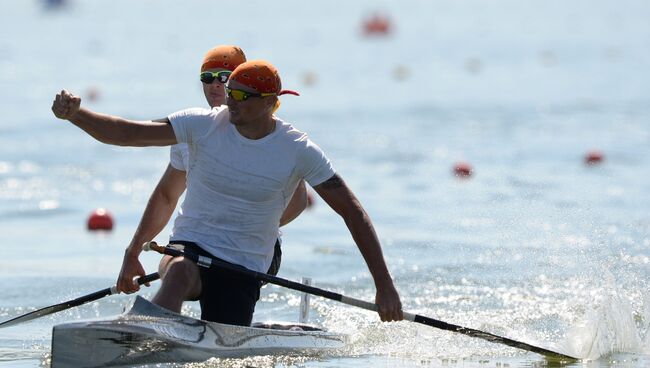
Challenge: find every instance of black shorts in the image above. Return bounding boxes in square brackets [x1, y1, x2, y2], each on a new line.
[169, 240, 281, 326]
[266, 240, 282, 278]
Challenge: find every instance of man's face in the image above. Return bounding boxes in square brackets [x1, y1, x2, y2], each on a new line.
[201, 68, 230, 108]
[226, 79, 275, 126]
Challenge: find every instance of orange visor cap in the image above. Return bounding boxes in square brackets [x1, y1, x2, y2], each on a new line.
[200, 45, 247, 72]
[229, 60, 299, 96]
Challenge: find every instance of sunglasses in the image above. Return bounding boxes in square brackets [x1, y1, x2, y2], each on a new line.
[200, 71, 231, 84]
[225, 87, 276, 101]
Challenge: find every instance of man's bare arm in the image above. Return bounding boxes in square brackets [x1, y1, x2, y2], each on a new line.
[313, 173, 403, 322]
[279, 180, 307, 226]
[52, 90, 177, 147]
[117, 164, 186, 293]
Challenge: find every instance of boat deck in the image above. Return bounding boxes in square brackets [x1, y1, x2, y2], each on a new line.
[51, 296, 347, 368]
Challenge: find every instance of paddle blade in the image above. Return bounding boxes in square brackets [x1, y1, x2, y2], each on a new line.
[0, 287, 112, 329]
[0, 303, 71, 329]
[0, 273, 159, 329]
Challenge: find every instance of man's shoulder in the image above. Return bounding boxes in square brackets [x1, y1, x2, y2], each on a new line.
[169, 105, 227, 122]
[169, 106, 229, 145]
[275, 118, 309, 144]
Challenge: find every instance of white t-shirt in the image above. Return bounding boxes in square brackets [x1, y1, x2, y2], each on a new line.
[168, 117, 285, 249]
[168, 106, 335, 272]
[169, 143, 188, 171]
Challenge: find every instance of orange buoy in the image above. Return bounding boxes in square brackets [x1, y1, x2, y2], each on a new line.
[362, 13, 392, 36]
[87, 208, 114, 231]
[584, 150, 604, 165]
[453, 162, 473, 178]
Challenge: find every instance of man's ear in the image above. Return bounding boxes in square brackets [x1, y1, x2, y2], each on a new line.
[267, 96, 279, 111]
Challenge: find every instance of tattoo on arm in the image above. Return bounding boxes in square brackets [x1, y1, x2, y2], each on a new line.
[317, 174, 345, 190]
[153, 117, 171, 124]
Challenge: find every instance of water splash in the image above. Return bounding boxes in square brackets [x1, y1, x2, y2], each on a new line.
[559, 285, 642, 360]
[640, 294, 650, 354]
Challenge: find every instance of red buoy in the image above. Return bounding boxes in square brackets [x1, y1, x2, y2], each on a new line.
[87, 208, 114, 231]
[584, 150, 604, 165]
[453, 162, 473, 178]
[362, 13, 392, 36]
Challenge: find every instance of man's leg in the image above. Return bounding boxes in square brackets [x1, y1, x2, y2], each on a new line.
[152, 255, 202, 313]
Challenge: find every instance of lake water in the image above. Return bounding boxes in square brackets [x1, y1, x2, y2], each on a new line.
[1, 0, 650, 367]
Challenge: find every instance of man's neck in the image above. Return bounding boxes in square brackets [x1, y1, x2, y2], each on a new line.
[235, 116, 276, 140]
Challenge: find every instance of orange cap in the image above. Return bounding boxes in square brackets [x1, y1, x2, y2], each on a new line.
[200, 45, 246, 72]
[229, 60, 299, 96]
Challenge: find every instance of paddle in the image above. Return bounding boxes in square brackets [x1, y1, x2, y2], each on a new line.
[143, 242, 577, 360]
[0, 273, 160, 329]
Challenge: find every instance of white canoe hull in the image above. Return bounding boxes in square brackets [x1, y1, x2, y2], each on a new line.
[51, 296, 347, 367]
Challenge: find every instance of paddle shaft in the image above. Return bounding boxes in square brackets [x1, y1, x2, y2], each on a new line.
[0, 273, 159, 329]
[145, 242, 576, 360]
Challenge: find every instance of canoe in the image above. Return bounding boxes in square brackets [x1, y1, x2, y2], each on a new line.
[50, 296, 347, 367]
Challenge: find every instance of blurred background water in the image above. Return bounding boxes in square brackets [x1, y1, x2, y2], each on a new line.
[1, 0, 650, 367]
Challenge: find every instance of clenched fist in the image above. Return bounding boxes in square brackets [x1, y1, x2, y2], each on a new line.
[52, 90, 81, 120]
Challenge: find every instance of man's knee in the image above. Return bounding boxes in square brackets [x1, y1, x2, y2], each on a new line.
[157, 255, 175, 277]
[160, 258, 201, 296]
[164, 258, 198, 280]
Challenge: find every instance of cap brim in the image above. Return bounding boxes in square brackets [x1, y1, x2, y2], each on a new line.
[278, 90, 300, 96]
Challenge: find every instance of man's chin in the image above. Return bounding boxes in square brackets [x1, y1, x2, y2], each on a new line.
[208, 98, 225, 107]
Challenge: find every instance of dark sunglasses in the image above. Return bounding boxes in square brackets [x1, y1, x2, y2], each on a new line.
[225, 87, 276, 101]
[200, 71, 231, 84]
